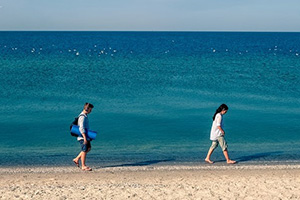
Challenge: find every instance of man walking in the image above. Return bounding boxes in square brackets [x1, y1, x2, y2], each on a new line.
[73, 102, 94, 171]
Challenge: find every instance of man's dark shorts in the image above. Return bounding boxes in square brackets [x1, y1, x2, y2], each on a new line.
[79, 140, 91, 152]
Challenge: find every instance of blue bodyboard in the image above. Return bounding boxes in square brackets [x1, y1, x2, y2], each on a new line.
[70, 125, 97, 140]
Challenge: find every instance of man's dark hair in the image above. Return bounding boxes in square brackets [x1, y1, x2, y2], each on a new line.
[84, 102, 94, 110]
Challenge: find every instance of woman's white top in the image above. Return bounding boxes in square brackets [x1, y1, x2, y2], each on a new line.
[210, 113, 224, 140]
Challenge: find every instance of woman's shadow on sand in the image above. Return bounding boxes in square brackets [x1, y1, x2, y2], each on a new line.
[97, 159, 175, 169]
[96, 151, 283, 168]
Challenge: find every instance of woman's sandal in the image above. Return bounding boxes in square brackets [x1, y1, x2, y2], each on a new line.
[82, 167, 92, 171]
[227, 160, 237, 164]
[205, 159, 214, 164]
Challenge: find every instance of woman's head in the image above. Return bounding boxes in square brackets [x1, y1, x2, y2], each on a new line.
[213, 104, 228, 120]
[219, 104, 228, 113]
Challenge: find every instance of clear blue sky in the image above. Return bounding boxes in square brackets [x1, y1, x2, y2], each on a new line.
[0, 0, 300, 31]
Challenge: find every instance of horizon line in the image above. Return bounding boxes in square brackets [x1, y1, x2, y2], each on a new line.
[0, 30, 300, 33]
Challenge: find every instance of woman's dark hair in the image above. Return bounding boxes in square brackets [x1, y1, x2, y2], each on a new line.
[212, 104, 228, 121]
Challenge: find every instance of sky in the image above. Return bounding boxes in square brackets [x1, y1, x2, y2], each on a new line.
[0, 0, 300, 31]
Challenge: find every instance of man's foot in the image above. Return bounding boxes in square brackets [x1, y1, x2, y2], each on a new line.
[82, 166, 92, 171]
[205, 159, 214, 164]
[227, 160, 236, 164]
[73, 159, 79, 168]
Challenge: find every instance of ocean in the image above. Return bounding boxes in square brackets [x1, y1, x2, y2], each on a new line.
[0, 31, 299, 167]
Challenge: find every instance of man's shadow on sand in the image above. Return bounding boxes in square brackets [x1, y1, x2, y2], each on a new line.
[97, 159, 175, 169]
[213, 151, 283, 163]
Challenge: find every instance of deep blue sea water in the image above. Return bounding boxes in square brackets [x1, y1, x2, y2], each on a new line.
[0, 32, 300, 167]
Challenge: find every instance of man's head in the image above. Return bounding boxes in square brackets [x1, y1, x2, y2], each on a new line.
[83, 102, 94, 114]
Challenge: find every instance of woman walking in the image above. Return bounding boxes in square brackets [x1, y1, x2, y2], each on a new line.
[205, 104, 236, 164]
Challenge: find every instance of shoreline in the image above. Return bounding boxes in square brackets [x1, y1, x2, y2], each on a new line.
[1, 164, 300, 199]
[2, 163, 300, 173]
[1, 159, 300, 170]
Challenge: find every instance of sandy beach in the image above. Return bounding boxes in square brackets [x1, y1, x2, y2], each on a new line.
[1, 164, 300, 200]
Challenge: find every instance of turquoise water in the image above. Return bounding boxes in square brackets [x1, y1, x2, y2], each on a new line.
[0, 32, 300, 166]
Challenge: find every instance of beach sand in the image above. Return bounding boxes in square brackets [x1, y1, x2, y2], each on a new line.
[1, 164, 300, 200]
